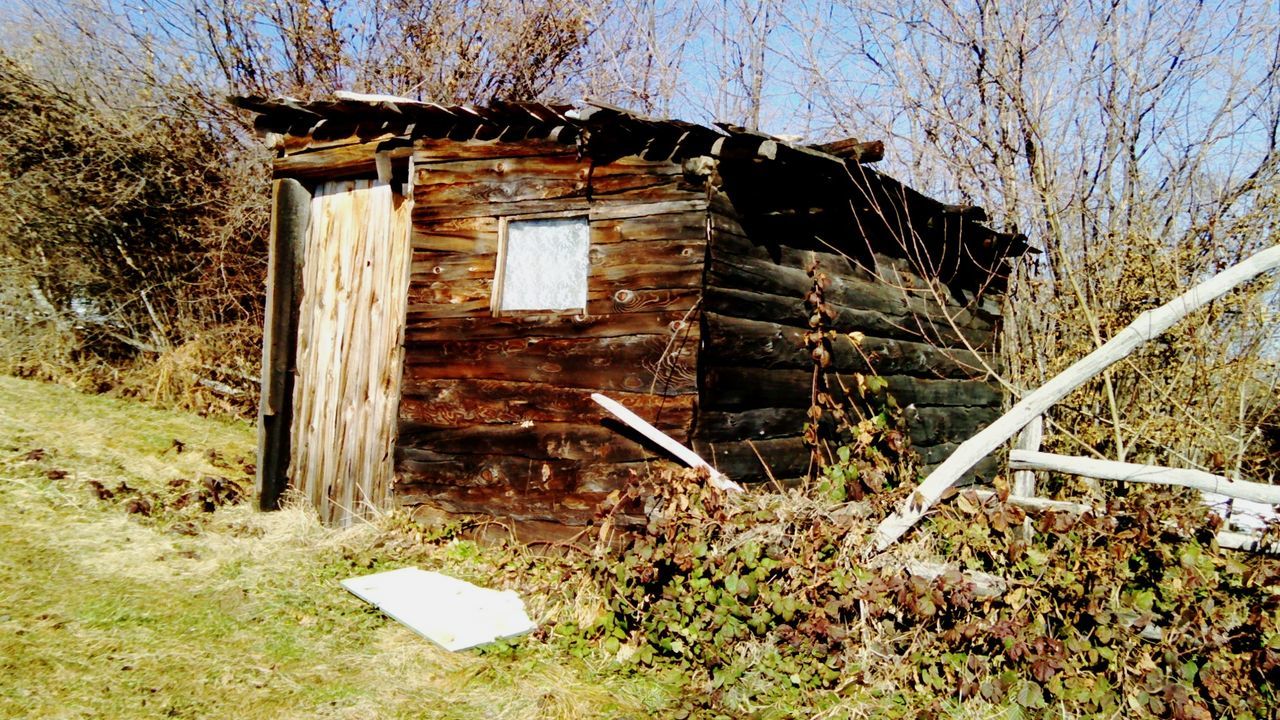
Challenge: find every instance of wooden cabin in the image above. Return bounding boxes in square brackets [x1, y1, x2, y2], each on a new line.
[235, 95, 1030, 536]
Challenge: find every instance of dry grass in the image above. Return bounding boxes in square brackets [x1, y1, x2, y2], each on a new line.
[0, 376, 674, 719]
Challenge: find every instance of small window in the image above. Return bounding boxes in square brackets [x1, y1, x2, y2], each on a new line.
[493, 215, 590, 314]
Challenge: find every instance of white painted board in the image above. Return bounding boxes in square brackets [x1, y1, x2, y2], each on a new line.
[341, 567, 536, 651]
[1202, 492, 1279, 534]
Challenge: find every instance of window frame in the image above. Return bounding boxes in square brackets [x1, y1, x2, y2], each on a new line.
[491, 210, 592, 316]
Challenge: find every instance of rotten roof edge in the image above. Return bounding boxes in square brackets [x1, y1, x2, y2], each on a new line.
[229, 94, 879, 167]
[229, 94, 1033, 256]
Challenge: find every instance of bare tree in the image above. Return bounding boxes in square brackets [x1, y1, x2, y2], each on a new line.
[0, 0, 608, 413]
[577, 0, 1280, 478]
[783, 0, 1280, 478]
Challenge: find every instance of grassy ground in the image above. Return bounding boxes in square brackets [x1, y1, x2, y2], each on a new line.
[0, 376, 674, 719]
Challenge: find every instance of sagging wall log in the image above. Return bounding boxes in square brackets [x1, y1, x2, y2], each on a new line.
[695, 188, 1005, 482]
[394, 143, 708, 526]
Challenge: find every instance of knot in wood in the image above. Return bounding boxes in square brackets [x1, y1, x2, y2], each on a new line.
[612, 289, 640, 311]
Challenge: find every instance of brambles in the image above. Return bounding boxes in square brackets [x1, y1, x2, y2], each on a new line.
[566, 460, 1280, 717]
[803, 260, 915, 504]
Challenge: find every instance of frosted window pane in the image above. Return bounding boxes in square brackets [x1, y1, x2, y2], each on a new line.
[498, 217, 590, 312]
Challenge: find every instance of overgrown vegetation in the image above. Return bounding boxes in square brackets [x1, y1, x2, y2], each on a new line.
[0, 52, 267, 413]
[4, 349, 1279, 718]
[1, 0, 1279, 716]
[568, 464, 1280, 718]
[576, 361, 1277, 717]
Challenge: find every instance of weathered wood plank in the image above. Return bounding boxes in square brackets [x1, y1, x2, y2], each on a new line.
[1012, 416, 1044, 498]
[413, 153, 682, 186]
[807, 137, 885, 162]
[397, 422, 671, 464]
[707, 253, 994, 336]
[414, 160, 586, 208]
[710, 221, 994, 321]
[915, 442, 960, 466]
[397, 451, 671, 497]
[409, 207, 705, 256]
[403, 334, 699, 395]
[274, 142, 414, 181]
[587, 288, 702, 315]
[412, 182, 702, 221]
[412, 138, 573, 162]
[1009, 450, 1280, 504]
[393, 484, 624, 525]
[404, 310, 696, 342]
[288, 180, 413, 527]
[590, 211, 707, 243]
[904, 405, 1000, 446]
[693, 402, 996, 454]
[409, 238, 704, 287]
[411, 153, 694, 221]
[409, 251, 497, 283]
[256, 179, 310, 511]
[693, 408, 809, 441]
[411, 216, 498, 253]
[406, 267, 704, 315]
[702, 366, 1002, 410]
[690, 436, 810, 481]
[589, 199, 707, 220]
[703, 286, 993, 348]
[399, 379, 695, 431]
[279, 131, 401, 157]
[703, 312, 987, 379]
[404, 287, 702, 320]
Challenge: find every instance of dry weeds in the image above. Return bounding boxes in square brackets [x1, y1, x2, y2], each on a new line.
[0, 376, 673, 719]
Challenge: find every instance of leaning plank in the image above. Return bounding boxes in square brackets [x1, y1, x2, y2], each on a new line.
[1009, 450, 1280, 504]
[592, 393, 743, 492]
[871, 243, 1280, 553]
[256, 178, 310, 511]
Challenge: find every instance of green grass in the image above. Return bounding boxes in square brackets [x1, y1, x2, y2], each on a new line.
[0, 376, 675, 719]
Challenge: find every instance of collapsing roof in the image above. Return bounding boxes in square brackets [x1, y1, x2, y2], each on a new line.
[232, 94, 1031, 290]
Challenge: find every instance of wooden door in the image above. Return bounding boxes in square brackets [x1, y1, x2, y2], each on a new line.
[288, 179, 413, 526]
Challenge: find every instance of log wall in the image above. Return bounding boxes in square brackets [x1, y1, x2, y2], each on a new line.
[695, 183, 1006, 483]
[394, 141, 708, 533]
[269, 135, 1011, 533]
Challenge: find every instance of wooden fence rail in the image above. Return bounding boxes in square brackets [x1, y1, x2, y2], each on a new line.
[1009, 450, 1280, 504]
[870, 243, 1280, 553]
